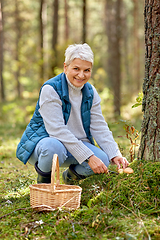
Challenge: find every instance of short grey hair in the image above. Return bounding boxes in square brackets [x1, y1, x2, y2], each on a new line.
[64, 43, 94, 66]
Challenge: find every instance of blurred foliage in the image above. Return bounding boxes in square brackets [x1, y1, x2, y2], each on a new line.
[1, 0, 145, 102]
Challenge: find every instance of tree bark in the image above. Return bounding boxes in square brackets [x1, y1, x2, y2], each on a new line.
[0, 0, 5, 101]
[138, 0, 160, 161]
[105, 0, 122, 116]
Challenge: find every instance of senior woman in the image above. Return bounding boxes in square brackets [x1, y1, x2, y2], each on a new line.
[16, 43, 129, 184]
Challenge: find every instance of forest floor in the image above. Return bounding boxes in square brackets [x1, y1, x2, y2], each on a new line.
[0, 97, 159, 240]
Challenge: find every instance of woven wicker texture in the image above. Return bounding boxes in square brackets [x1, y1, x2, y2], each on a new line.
[29, 154, 82, 211]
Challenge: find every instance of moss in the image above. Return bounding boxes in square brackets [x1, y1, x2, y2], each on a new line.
[0, 159, 159, 239]
[80, 159, 160, 215]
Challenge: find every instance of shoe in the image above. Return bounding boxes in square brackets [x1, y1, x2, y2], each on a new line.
[62, 164, 86, 185]
[35, 161, 51, 184]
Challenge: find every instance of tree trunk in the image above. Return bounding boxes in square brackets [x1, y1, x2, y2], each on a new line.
[122, 1, 130, 87]
[39, 0, 45, 86]
[50, 0, 59, 77]
[133, 0, 141, 92]
[64, 0, 69, 41]
[52, 0, 58, 51]
[0, 0, 5, 101]
[105, 0, 122, 116]
[138, 0, 160, 161]
[15, 0, 21, 98]
[82, 0, 87, 43]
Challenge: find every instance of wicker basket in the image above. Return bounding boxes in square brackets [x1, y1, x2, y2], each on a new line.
[29, 154, 82, 211]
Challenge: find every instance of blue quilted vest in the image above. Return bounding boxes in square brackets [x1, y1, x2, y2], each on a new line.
[16, 73, 94, 164]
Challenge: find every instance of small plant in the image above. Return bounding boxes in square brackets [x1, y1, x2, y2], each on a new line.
[132, 92, 143, 108]
[123, 124, 139, 162]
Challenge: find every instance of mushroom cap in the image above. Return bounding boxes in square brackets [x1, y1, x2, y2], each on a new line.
[118, 169, 124, 174]
[123, 167, 134, 174]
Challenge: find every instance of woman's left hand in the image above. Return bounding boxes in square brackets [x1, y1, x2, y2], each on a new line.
[111, 156, 129, 169]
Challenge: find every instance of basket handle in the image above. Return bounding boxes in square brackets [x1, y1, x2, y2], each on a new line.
[51, 154, 60, 192]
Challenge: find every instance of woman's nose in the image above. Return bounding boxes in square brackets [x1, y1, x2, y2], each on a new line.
[78, 71, 84, 78]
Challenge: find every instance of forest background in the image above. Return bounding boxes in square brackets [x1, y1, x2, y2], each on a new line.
[0, 1, 160, 239]
[0, 0, 144, 116]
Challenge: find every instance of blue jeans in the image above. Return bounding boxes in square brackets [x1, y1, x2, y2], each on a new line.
[28, 137, 110, 177]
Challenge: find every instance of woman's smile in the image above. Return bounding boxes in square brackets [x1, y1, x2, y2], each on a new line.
[64, 58, 92, 87]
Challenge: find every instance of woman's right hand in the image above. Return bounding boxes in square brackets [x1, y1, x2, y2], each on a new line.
[88, 155, 108, 174]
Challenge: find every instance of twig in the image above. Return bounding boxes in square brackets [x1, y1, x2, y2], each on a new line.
[0, 207, 32, 220]
[118, 202, 138, 218]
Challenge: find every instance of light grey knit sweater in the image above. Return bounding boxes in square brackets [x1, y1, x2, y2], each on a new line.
[39, 79, 122, 164]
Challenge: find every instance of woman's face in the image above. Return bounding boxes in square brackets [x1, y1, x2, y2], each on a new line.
[64, 58, 92, 87]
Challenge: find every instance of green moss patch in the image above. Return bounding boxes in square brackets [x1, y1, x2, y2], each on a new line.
[80, 159, 160, 215]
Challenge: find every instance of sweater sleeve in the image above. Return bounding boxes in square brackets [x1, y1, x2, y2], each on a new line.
[39, 85, 94, 164]
[90, 86, 122, 160]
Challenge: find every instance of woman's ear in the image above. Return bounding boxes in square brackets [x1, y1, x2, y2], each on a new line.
[64, 62, 67, 73]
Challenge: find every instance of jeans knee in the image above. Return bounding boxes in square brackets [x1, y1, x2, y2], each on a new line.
[37, 137, 67, 165]
[97, 151, 109, 167]
[38, 138, 55, 159]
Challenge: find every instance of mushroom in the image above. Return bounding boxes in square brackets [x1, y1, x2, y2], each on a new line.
[118, 169, 124, 174]
[118, 167, 134, 174]
[123, 167, 134, 174]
